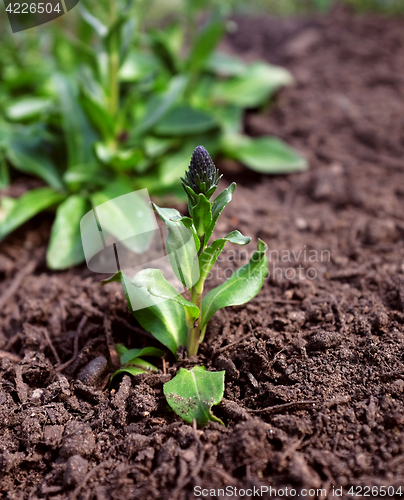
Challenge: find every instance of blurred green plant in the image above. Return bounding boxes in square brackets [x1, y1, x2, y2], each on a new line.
[231, 0, 334, 15]
[0, 0, 307, 269]
[230, 0, 404, 16]
[343, 0, 404, 14]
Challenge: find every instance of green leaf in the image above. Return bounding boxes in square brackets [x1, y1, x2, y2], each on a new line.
[112, 358, 159, 380]
[153, 204, 200, 289]
[154, 105, 218, 136]
[115, 343, 128, 358]
[163, 366, 225, 426]
[187, 20, 225, 74]
[119, 52, 159, 83]
[132, 269, 199, 323]
[54, 74, 98, 168]
[213, 62, 293, 108]
[94, 142, 144, 170]
[206, 52, 247, 77]
[0, 197, 17, 223]
[218, 230, 251, 246]
[63, 162, 109, 191]
[0, 187, 66, 242]
[6, 147, 64, 190]
[0, 122, 52, 151]
[0, 153, 10, 189]
[52, 27, 98, 72]
[196, 230, 251, 292]
[120, 346, 165, 366]
[201, 240, 268, 332]
[224, 135, 308, 173]
[80, 90, 115, 141]
[0, 122, 12, 149]
[144, 137, 175, 159]
[169, 215, 193, 227]
[133, 76, 186, 137]
[204, 182, 236, 243]
[168, 214, 200, 253]
[5, 98, 52, 122]
[124, 358, 158, 371]
[91, 186, 155, 254]
[102, 271, 188, 355]
[210, 105, 243, 135]
[46, 194, 88, 270]
[79, 5, 108, 37]
[118, 18, 137, 63]
[148, 28, 179, 75]
[105, 15, 133, 63]
[192, 193, 212, 238]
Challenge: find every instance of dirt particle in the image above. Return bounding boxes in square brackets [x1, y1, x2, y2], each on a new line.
[128, 382, 159, 418]
[20, 352, 52, 386]
[60, 422, 96, 459]
[43, 425, 64, 448]
[213, 355, 239, 381]
[307, 330, 341, 351]
[64, 455, 89, 487]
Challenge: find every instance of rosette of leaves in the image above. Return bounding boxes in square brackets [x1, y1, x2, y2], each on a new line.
[0, 0, 306, 270]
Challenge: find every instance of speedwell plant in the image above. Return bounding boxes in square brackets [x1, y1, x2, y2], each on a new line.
[103, 145, 268, 358]
[104, 146, 268, 426]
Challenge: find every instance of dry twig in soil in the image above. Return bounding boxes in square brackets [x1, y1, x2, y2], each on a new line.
[56, 316, 88, 372]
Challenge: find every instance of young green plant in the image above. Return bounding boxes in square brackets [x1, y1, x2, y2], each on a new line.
[103, 145, 268, 358]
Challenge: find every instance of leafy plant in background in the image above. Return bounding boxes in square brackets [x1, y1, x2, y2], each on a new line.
[103, 146, 268, 425]
[0, 0, 306, 270]
[343, 0, 404, 13]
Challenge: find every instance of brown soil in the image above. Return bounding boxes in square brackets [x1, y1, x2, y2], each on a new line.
[1, 5, 404, 499]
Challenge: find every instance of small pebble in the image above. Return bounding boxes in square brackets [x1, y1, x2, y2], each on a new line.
[213, 355, 239, 381]
[30, 388, 44, 406]
[219, 399, 251, 421]
[247, 372, 259, 389]
[76, 356, 107, 386]
[307, 330, 341, 351]
[295, 217, 308, 230]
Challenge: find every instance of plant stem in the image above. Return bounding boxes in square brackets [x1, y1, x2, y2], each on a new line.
[187, 229, 208, 357]
[108, 0, 119, 130]
[187, 287, 203, 357]
[109, 50, 119, 119]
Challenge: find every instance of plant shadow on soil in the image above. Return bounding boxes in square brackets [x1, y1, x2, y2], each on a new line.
[1, 4, 404, 499]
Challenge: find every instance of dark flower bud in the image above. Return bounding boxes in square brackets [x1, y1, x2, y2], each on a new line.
[181, 146, 222, 201]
